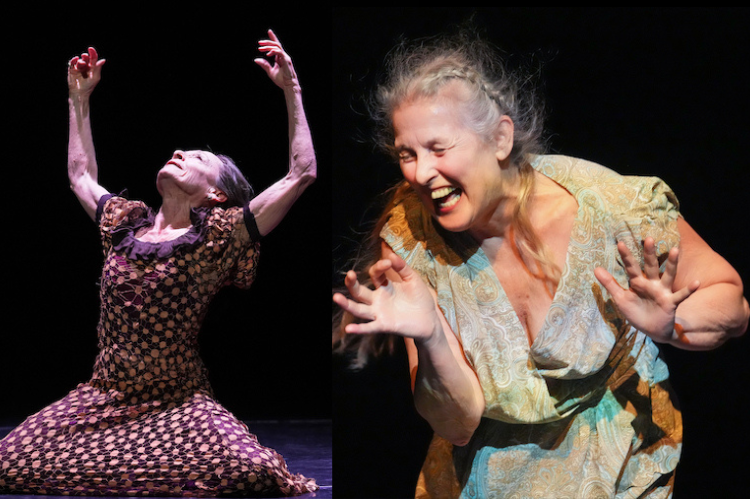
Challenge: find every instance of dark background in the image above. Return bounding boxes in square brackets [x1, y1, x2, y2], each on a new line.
[1, 10, 331, 426]
[1, 7, 748, 499]
[332, 8, 750, 498]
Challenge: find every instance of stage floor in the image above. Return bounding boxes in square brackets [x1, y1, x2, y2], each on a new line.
[0, 419, 332, 498]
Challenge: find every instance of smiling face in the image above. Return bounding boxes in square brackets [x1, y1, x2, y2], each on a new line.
[156, 150, 225, 204]
[392, 83, 515, 234]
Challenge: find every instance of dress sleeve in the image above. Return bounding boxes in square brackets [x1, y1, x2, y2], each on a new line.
[378, 183, 442, 289]
[97, 194, 150, 256]
[205, 206, 261, 290]
[611, 175, 681, 269]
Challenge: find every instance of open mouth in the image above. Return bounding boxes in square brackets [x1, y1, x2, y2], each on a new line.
[431, 186, 462, 213]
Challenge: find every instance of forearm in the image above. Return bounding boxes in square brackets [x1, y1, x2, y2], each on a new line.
[671, 282, 749, 350]
[248, 86, 316, 236]
[68, 93, 107, 219]
[283, 85, 317, 180]
[411, 322, 485, 446]
[68, 94, 96, 184]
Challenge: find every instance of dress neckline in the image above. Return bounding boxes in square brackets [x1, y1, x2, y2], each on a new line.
[109, 203, 211, 260]
[134, 225, 194, 244]
[472, 162, 583, 349]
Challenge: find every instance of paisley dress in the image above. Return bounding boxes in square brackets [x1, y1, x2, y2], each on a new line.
[0, 194, 317, 496]
[380, 156, 683, 499]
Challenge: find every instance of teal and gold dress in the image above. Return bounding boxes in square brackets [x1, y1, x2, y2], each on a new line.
[381, 155, 683, 499]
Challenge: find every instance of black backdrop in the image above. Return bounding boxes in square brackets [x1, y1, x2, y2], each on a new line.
[1, 7, 749, 499]
[1, 10, 331, 425]
[332, 8, 750, 499]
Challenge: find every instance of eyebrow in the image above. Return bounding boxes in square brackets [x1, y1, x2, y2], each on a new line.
[394, 139, 445, 151]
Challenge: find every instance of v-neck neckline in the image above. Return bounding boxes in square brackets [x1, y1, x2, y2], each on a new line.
[473, 168, 583, 350]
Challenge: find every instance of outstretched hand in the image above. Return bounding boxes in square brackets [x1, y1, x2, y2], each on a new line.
[254, 29, 299, 90]
[68, 47, 105, 97]
[333, 252, 441, 341]
[594, 237, 700, 342]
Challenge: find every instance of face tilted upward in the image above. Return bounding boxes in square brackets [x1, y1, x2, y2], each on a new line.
[157, 150, 223, 202]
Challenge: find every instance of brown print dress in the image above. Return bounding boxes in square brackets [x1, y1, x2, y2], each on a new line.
[0, 195, 317, 496]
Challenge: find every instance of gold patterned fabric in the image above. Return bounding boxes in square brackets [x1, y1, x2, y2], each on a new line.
[380, 156, 683, 498]
[0, 195, 317, 496]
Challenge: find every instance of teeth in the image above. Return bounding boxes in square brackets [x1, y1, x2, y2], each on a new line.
[430, 186, 461, 210]
[431, 187, 456, 199]
[440, 193, 460, 209]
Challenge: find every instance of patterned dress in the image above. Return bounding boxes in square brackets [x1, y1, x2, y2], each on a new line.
[0, 194, 317, 496]
[380, 156, 683, 498]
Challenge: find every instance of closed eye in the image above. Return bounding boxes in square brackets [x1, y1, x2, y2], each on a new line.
[187, 151, 210, 165]
[394, 142, 451, 163]
[399, 153, 416, 163]
[396, 147, 416, 163]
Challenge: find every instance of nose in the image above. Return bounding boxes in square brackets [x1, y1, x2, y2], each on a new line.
[412, 152, 438, 186]
[173, 150, 185, 161]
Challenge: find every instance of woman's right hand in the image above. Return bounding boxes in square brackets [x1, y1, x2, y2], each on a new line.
[333, 251, 441, 342]
[68, 47, 105, 97]
[336, 246, 486, 446]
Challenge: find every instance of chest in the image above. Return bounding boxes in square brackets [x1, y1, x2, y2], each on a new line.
[483, 196, 578, 343]
[135, 226, 192, 243]
[101, 244, 226, 308]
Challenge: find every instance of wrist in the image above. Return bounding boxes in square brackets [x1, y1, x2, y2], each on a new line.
[414, 313, 445, 350]
[282, 83, 303, 104]
[69, 89, 93, 102]
[283, 79, 302, 93]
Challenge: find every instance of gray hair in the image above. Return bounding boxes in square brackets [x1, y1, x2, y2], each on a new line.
[215, 154, 255, 208]
[370, 30, 547, 166]
[334, 30, 553, 369]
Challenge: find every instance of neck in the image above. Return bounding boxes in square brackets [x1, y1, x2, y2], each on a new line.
[468, 197, 516, 244]
[470, 170, 576, 248]
[468, 163, 524, 243]
[153, 196, 196, 232]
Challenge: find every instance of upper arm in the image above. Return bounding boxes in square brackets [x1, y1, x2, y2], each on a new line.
[71, 173, 109, 221]
[247, 172, 314, 237]
[674, 216, 743, 291]
[672, 216, 749, 342]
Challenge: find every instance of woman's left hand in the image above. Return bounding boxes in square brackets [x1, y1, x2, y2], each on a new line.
[255, 29, 299, 91]
[594, 237, 700, 342]
[68, 47, 105, 97]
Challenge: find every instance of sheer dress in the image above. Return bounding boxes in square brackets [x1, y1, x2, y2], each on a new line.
[0, 194, 317, 497]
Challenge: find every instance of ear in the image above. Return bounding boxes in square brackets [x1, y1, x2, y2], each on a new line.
[494, 115, 515, 162]
[207, 187, 228, 206]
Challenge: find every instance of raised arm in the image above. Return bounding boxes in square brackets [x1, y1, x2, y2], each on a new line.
[333, 243, 485, 446]
[248, 30, 316, 237]
[67, 47, 109, 221]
